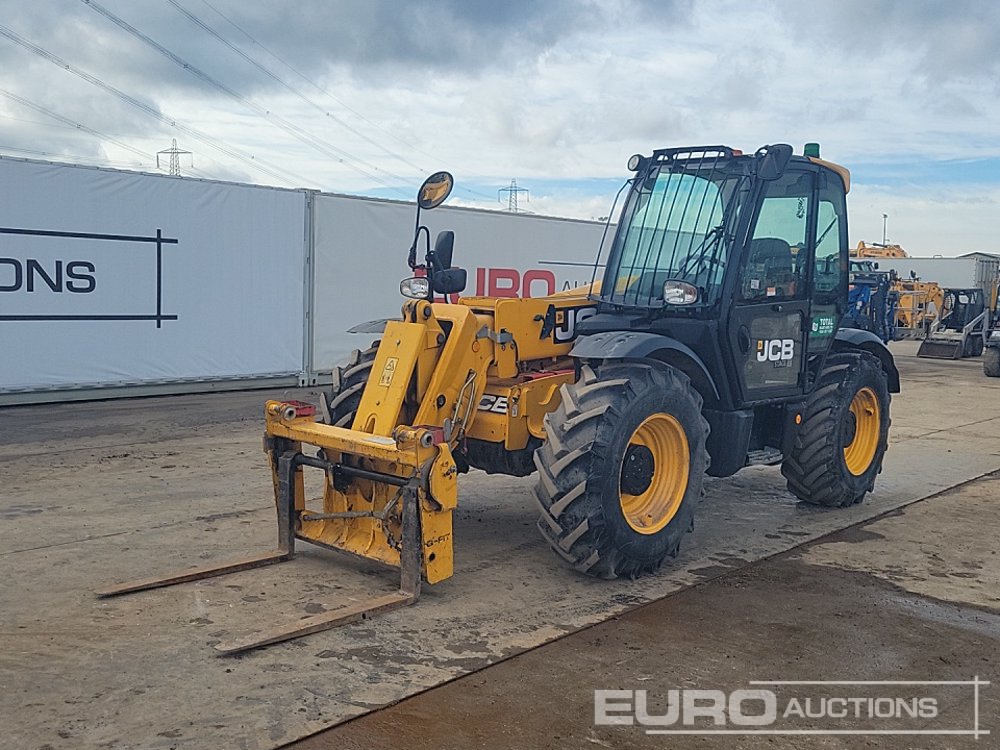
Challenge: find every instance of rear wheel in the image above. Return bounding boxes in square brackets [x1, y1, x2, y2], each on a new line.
[984, 346, 1000, 377]
[319, 342, 379, 427]
[782, 352, 890, 507]
[533, 362, 709, 579]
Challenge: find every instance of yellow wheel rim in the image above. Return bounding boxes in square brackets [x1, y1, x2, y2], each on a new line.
[843, 386, 880, 476]
[619, 414, 689, 535]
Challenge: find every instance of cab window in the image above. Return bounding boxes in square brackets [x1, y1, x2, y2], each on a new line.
[813, 174, 847, 305]
[740, 171, 813, 302]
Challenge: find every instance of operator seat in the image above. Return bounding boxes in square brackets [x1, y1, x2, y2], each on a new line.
[744, 237, 796, 298]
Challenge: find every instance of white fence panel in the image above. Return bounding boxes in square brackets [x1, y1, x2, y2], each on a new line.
[310, 194, 609, 373]
[0, 158, 308, 393]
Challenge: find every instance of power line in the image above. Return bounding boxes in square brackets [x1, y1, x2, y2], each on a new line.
[0, 24, 313, 187]
[193, 0, 497, 204]
[0, 88, 214, 180]
[0, 144, 148, 169]
[196, 0, 439, 164]
[82, 0, 412, 196]
[0, 88, 150, 161]
[167, 0, 427, 174]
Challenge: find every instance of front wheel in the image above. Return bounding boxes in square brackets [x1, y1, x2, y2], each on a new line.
[533, 362, 709, 579]
[318, 342, 379, 428]
[782, 352, 891, 507]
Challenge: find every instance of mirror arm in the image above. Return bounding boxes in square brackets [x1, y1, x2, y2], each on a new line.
[423, 227, 434, 270]
[409, 225, 431, 270]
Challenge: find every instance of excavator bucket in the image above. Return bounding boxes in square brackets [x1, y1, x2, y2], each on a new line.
[916, 337, 964, 359]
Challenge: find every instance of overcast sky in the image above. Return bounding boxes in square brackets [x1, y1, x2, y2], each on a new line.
[1, 0, 998, 255]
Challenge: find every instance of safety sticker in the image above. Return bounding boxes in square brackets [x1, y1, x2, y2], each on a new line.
[379, 357, 398, 386]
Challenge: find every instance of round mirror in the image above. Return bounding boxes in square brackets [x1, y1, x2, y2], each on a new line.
[417, 171, 454, 209]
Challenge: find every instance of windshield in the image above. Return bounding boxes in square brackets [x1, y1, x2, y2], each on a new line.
[601, 156, 750, 307]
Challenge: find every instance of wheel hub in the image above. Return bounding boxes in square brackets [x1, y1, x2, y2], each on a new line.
[620, 444, 655, 496]
[618, 413, 690, 535]
[842, 411, 857, 447]
[843, 386, 881, 476]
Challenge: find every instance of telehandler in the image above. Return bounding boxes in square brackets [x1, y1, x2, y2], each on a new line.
[100, 144, 898, 654]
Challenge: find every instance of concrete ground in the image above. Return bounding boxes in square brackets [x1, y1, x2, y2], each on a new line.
[1, 341, 998, 749]
[292, 472, 1000, 750]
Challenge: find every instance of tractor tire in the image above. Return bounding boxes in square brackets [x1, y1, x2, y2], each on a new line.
[533, 362, 709, 579]
[963, 336, 983, 358]
[984, 346, 1000, 377]
[319, 342, 379, 428]
[781, 352, 890, 508]
[465, 437, 541, 477]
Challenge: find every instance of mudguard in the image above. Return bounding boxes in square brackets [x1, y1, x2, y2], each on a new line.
[347, 318, 391, 334]
[569, 330, 721, 401]
[832, 328, 900, 393]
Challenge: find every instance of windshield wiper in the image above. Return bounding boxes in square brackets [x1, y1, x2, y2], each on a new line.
[678, 224, 725, 278]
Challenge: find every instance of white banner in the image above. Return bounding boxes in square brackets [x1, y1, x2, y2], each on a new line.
[311, 194, 609, 372]
[0, 158, 307, 392]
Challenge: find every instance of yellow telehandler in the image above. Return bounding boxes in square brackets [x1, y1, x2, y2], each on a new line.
[100, 145, 898, 654]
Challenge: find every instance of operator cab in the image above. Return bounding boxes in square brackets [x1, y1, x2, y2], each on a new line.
[582, 143, 852, 410]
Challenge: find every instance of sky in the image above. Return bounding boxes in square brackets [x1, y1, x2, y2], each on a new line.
[0, 0, 998, 256]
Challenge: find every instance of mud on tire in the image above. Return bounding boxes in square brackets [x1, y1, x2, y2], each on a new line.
[781, 352, 891, 508]
[533, 362, 709, 579]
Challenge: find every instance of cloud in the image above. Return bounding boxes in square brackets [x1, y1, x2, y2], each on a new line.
[0, 0, 997, 254]
[781, 0, 1000, 82]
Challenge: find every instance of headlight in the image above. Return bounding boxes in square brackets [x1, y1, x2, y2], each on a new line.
[662, 280, 699, 305]
[400, 277, 431, 299]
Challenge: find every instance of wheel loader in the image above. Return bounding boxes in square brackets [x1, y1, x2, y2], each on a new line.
[99, 144, 898, 654]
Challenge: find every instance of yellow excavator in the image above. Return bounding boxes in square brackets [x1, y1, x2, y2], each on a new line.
[100, 146, 898, 654]
[852, 240, 908, 259]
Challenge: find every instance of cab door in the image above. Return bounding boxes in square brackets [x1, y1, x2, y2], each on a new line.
[727, 169, 815, 404]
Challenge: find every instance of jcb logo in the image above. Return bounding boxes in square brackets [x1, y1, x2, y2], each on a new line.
[756, 338, 795, 362]
[553, 305, 597, 344]
[478, 394, 509, 414]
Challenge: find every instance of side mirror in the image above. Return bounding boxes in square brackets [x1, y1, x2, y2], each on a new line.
[417, 171, 454, 209]
[433, 230, 455, 270]
[433, 268, 467, 295]
[756, 144, 793, 181]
